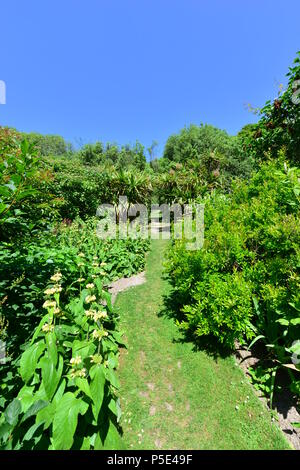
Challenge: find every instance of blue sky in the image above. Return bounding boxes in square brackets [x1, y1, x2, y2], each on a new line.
[0, 0, 299, 156]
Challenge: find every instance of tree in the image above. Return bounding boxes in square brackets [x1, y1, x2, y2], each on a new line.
[21, 132, 72, 156]
[244, 51, 300, 165]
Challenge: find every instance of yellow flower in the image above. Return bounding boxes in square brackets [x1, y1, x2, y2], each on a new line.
[85, 309, 95, 317]
[86, 283, 95, 289]
[93, 256, 98, 261]
[50, 272, 62, 282]
[78, 263, 84, 268]
[70, 367, 86, 379]
[92, 329, 108, 341]
[78, 252, 85, 258]
[77, 278, 85, 283]
[92, 275, 97, 279]
[53, 307, 61, 315]
[90, 354, 102, 364]
[53, 285, 62, 293]
[44, 287, 56, 296]
[92, 262, 99, 268]
[43, 300, 57, 309]
[42, 323, 54, 333]
[70, 356, 82, 366]
[100, 262, 107, 267]
[93, 311, 108, 321]
[85, 295, 96, 304]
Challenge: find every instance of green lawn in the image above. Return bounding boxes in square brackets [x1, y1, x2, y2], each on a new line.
[115, 240, 290, 450]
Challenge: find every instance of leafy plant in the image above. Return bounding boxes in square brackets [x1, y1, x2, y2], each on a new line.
[0, 272, 124, 450]
[165, 158, 300, 397]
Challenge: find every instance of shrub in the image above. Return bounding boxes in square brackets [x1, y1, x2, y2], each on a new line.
[165, 158, 300, 395]
[0, 272, 124, 450]
[181, 273, 254, 348]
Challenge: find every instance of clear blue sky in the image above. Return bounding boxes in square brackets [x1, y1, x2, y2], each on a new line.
[0, 0, 299, 156]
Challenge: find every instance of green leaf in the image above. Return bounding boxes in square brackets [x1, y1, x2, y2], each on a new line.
[30, 315, 51, 345]
[45, 331, 58, 367]
[4, 399, 22, 426]
[0, 422, 13, 442]
[21, 400, 49, 423]
[41, 354, 63, 400]
[108, 398, 122, 423]
[36, 403, 55, 430]
[80, 436, 91, 450]
[23, 422, 44, 442]
[17, 385, 35, 414]
[36, 377, 66, 430]
[105, 368, 120, 390]
[93, 432, 104, 450]
[276, 318, 289, 326]
[102, 421, 124, 450]
[20, 340, 45, 384]
[52, 392, 89, 450]
[72, 340, 95, 360]
[90, 365, 106, 421]
[247, 335, 265, 351]
[290, 342, 300, 355]
[75, 378, 92, 399]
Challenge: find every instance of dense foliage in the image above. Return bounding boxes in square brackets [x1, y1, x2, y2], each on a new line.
[165, 157, 300, 400]
[0, 130, 149, 449]
[79, 140, 146, 170]
[164, 53, 300, 407]
[161, 124, 253, 186]
[41, 155, 153, 219]
[242, 51, 300, 165]
[21, 132, 72, 157]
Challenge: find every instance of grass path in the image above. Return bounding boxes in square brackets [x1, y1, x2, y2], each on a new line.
[115, 240, 289, 450]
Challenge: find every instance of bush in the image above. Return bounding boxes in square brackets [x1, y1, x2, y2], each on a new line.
[0, 216, 149, 449]
[181, 273, 254, 348]
[42, 156, 153, 219]
[165, 158, 300, 395]
[162, 124, 253, 190]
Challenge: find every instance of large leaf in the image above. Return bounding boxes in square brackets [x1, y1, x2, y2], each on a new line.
[36, 403, 55, 430]
[20, 340, 45, 384]
[72, 339, 95, 360]
[89, 365, 106, 421]
[17, 385, 35, 413]
[4, 398, 22, 426]
[23, 422, 44, 442]
[30, 315, 50, 345]
[21, 400, 49, 423]
[75, 378, 92, 399]
[52, 392, 88, 450]
[36, 379, 66, 430]
[40, 354, 63, 400]
[105, 368, 120, 390]
[45, 331, 58, 367]
[102, 421, 124, 450]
